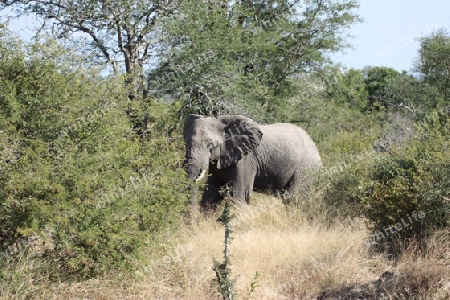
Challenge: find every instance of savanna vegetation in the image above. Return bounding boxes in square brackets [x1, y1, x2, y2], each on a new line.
[0, 1, 449, 299]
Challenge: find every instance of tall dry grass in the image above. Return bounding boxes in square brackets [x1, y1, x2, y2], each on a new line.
[1, 194, 448, 299]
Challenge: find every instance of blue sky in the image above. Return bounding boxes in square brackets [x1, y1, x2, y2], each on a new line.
[334, 0, 450, 72]
[2, 1, 450, 72]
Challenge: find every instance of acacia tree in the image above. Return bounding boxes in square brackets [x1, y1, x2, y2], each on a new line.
[3, 0, 361, 126]
[150, 0, 361, 122]
[1, 0, 181, 101]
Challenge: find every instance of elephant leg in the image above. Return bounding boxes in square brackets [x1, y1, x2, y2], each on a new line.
[232, 165, 256, 205]
[283, 169, 305, 198]
[232, 180, 254, 204]
[285, 166, 318, 198]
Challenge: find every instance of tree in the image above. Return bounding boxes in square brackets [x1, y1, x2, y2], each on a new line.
[326, 67, 368, 110]
[363, 66, 401, 110]
[149, 0, 361, 122]
[415, 29, 450, 102]
[1, 0, 181, 101]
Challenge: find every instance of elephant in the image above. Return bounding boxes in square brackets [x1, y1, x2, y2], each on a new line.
[183, 114, 322, 212]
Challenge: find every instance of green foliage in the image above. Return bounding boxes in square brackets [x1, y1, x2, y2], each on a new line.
[415, 29, 450, 100]
[321, 96, 449, 241]
[360, 120, 449, 251]
[363, 66, 401, 111]
[0, 33, 189, 279]
[151, 0, 361, 122]
[284, 68, 382, 165]
[322, 149, 375, 218]
[1, 0, 182, 100]
[319, 63, 449, 228]
[327, 68, 368, 110]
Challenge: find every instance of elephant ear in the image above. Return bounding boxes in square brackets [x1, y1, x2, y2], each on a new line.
[183, 114, 203, 140]
[217, 115, 263, 169]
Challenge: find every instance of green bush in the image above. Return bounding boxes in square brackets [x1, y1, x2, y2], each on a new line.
[360, 122, 449, 252]
[321, 153, 373, 220]
[0, 35, 189, 279]
[321, 107, 449, 244]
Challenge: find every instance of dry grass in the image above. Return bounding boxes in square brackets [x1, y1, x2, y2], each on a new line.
[1, 194, 448, 299]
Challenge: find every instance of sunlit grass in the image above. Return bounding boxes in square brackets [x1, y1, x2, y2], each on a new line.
[1, 194, 448, 299]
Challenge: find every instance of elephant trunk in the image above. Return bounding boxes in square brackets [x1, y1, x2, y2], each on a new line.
[183, 158, 208, 182]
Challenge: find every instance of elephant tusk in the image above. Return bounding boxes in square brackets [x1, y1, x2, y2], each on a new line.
[195, 169, 206, 182]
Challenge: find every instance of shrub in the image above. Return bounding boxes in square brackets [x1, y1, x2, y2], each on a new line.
[0, 35, 189, 279]
[360, 122, 449, 253]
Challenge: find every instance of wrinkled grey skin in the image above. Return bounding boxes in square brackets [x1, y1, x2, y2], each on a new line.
[183, 114, 322, 212]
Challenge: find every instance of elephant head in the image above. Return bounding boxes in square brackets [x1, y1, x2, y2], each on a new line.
[183, 114, 263, 181]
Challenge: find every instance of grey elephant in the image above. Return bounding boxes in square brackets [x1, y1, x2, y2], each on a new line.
[183, 114, 322, 212]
